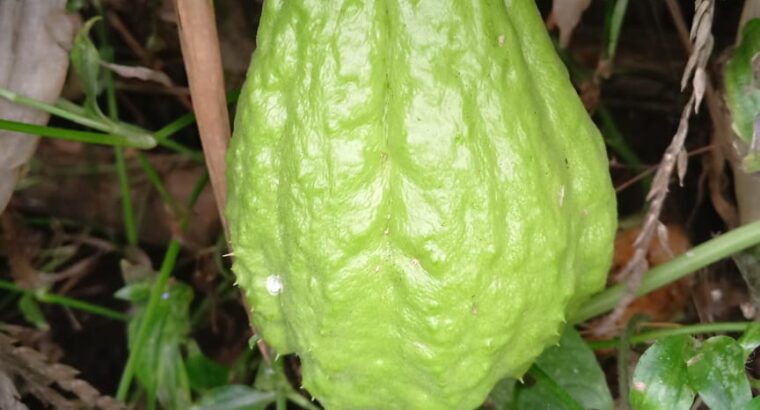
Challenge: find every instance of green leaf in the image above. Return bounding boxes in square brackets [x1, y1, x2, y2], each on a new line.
[686, 336, 752, 410]
[517, 327, 614, 410]
[744, 396, 760, 410]
[18, 293, 49, 331]
[630, 335, 696, 410]
[518, 366, 584, 410]
[488, 378, 518, 410]
[602, 0, 630, 59]
[724, 18, 760, 172]
[186, 342, 230, 391]
[738, 323, 760, 359]
[191, 385, 275, 410]
[65, 0, 86, 12]
[125, 280, 194, 410]
[70, 17, 105, 116]
[114, 282, 151, 303]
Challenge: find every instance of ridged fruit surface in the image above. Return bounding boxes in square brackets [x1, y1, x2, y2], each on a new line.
[226, 0, 616, 408]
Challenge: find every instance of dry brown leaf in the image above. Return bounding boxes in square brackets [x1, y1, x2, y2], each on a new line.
[594, 0, 714, 335]
[590, 224, 692, 338]
[0, 371, 28, 410]
[550, 0, 592, 48]
[0, 326, 124, 410]
[0, 0, 80, 215]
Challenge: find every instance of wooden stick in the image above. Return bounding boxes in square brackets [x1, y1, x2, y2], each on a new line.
[173, 0, 230, 239]
[173, 0, 272, 361]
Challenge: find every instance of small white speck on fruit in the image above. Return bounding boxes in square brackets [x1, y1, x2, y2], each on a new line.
[375, 265, 380, 272]
[497, 34, 505, 47]
[410, 258, 420, 267]
[266, 275, 283, 295]
[559, 185, 565, 207]
[633, 381, 646, 392]
[384, 227, 389, 235]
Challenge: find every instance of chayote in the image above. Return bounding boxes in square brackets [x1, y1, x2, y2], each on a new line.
[226, 0, 617, 409]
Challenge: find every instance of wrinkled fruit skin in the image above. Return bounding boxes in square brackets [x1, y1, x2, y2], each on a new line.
[226, 1, 617, 409]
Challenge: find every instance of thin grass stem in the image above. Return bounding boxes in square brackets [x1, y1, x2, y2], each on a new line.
[0, 279, 128, 321]
[587, 322, 752, 350]
[574, 219, 760, 323]
[0, 119, 153, 148]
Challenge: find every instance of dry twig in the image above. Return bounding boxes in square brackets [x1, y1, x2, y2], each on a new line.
[594, 0, 715, 335]
[172, 0, 271, 362]
[173, 0, 230, 239]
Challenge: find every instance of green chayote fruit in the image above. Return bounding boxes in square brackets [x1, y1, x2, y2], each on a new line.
[226, 0, 617, 409]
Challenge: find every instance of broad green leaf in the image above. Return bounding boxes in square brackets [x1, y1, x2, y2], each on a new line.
[724, 18, 760, 143]
[122, 280, 194, 410]
[191, 385, 275, 410]
[516, 367, 583, 410]
[744, 396, 760, 410]
[724, 18, 760, 172]
[186, 341, 230, 391]
[738, 323, 760, 359]
[517, 327, 614, 410]
[686, 336, 752, 410]
[487, 378, 518, 410]
[630, 335, 696, 410]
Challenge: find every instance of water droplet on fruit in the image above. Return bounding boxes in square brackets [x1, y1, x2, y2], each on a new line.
[266, 275, 283, 295]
